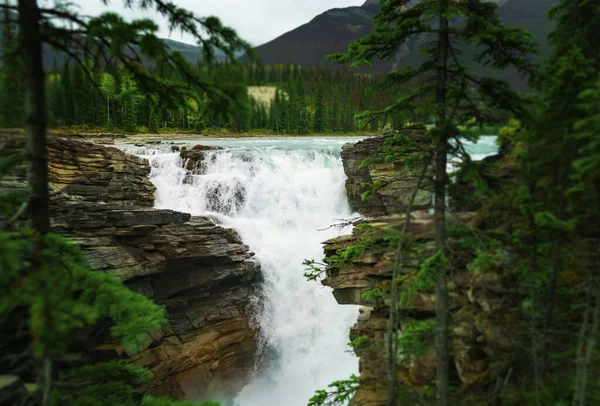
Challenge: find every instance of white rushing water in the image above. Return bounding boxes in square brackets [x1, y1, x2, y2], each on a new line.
[127, 137, 364, 406]
[125, 135, 498, 406]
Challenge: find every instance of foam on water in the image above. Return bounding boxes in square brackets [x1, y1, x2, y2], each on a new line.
[128, 137, 363, 406]
[125, 135, 498, 406]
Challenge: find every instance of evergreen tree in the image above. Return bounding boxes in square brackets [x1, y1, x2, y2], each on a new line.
[118, 74, 141, 132]
[47, 60, 65, 127]
[72, 64, 88, 125]
[62, 60, 76, 126]
[313, 83, 327, 133]
[510, 0, 600, 403]
[0, 0, 253, 404]
[0, 2, 24, 127]
[329, 0, 538, 404]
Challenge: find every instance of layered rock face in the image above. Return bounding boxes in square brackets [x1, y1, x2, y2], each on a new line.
[0, 133, 261, 399]
[325, 130, 522, 405]
[341, 125, 433, 217]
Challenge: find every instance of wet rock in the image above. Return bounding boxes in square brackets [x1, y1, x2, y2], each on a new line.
[180, 145, 223, 172]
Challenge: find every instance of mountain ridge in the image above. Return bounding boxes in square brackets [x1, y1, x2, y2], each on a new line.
[245, 0, 559, 90]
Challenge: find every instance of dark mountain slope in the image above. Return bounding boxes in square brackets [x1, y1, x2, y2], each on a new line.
[246, 0, 559, 89]
[240, 3, 382, 67]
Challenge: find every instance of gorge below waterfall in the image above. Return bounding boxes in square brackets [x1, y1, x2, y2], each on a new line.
[127, 138, 366, 406]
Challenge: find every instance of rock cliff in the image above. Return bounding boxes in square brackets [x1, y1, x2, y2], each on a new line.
[341, 125, 433, 217]
[0, 132, 262, 399]
[324, 130, 523, 405]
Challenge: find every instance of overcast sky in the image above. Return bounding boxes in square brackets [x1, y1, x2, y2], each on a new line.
[73, 0, 365, 46]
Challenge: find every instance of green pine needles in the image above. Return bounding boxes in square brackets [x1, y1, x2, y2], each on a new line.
[398, 251, 446, 308]
[0, 230, 167, 356]
[307, 375, 360, 406]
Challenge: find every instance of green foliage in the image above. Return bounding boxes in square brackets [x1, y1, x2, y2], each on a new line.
[0, 230, 167, 356]
[52, 361, 152, 405]
[307, 375, 360, 406]
[360, 179, 386, 201]
[0, 3, 24, 128]
[303, 259, 327, 281]
[347, 335, 370, 351]
[0, 107, 211, 406]
[398, 251, 446, 307]
[324, 224, 403, 271]
[397, 320, 436, 359]
[362, 287, 384, 302]
[326, 244, 367, 268]
[52, 358, 221, 405]
[459, 123, 502, 140]
[38, 61, 402, 134]
[329, 0, 537, 129]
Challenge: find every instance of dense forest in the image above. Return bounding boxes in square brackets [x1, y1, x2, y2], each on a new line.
[1, 15, 404, 135]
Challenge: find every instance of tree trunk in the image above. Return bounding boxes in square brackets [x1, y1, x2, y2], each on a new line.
[434, 8, 450, 406]
[18, 0, 49, 235]
[386, 156, 433, 406]
[572, 240, 599, 406]
[18, 1, 51, 404]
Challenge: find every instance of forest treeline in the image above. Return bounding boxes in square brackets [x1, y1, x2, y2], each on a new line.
[1, 33, 402, 134]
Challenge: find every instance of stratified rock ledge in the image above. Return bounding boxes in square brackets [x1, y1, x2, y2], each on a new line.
[0, 133, 262, 400]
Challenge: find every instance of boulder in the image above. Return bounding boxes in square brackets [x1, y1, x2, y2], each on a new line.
[180, 145, 223, 172]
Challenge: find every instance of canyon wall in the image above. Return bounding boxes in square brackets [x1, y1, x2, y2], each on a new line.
[325, 128, 523, 405]
[0, 133, 262, 399]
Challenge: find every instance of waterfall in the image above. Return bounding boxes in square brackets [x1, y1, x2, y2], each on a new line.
[128, 138, 363, 406]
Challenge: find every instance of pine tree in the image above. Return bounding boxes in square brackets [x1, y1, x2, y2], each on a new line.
[0, 2, 24, 127]
[313, 83, 327, 133]
[62, 60, 76, 126]
[47, 60, 65, 127]
[118, 74, 141, 132]
[329, 1, 538, 404]
[511, 0, 600, 403]
[0, 0, 253, 404]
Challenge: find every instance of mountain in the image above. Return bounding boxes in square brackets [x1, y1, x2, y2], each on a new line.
[0, 32, 230, 69]
[245, 0, 559, 89]
[241, 2, 382, 68]
[161, 39, 246, 62]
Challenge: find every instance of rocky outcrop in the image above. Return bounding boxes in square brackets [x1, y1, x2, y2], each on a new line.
[1, 135, 155, 206]
[341, 125, 433, 217]
[0, 133, 261, 400]
[325, 131, 523, 405]
[180, 144, 223, 171]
